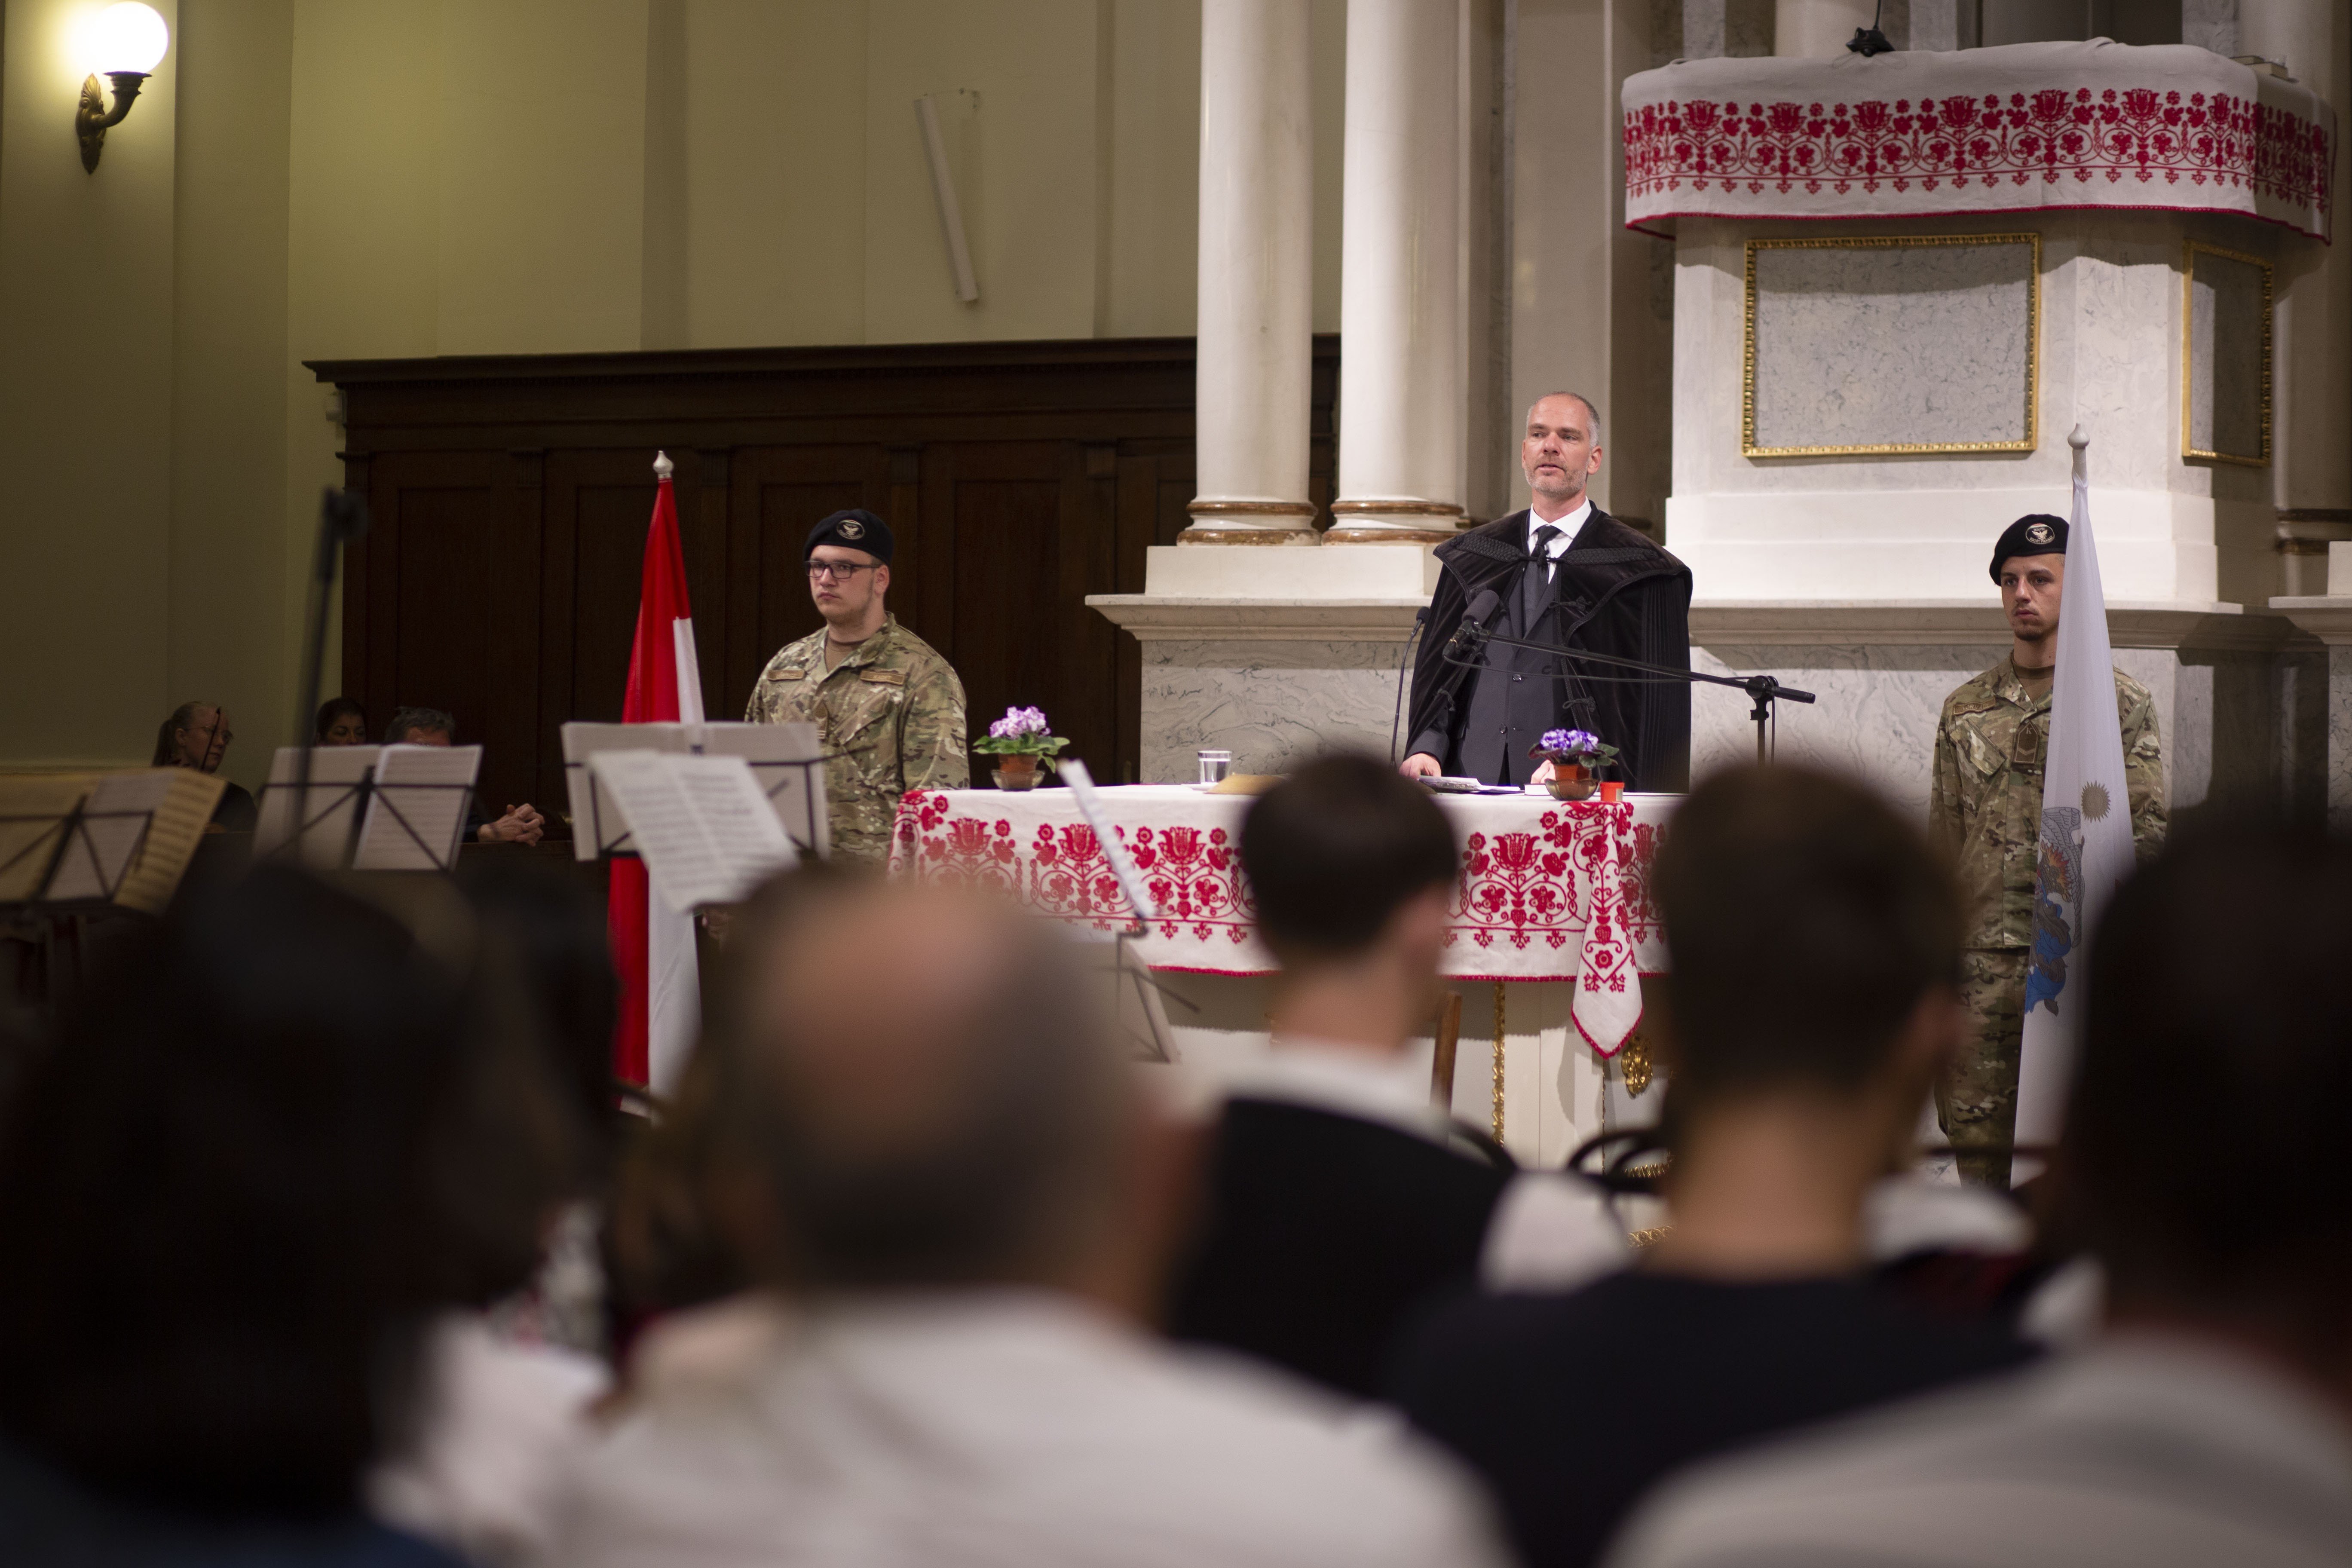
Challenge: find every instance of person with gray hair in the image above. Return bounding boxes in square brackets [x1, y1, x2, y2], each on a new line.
[384, 707, 545, 847]
[539, 872, 1510, 1568]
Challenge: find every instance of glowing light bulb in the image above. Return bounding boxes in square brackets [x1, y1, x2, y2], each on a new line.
[83, 3, 169, 77]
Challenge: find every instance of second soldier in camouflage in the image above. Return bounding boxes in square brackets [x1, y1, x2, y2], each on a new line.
[1927, 514, 2165, 1187]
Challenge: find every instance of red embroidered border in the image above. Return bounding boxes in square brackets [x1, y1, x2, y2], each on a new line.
[1623, 88, 2331, 224]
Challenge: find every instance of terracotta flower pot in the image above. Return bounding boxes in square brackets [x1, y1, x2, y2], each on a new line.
[1547, 774, 1598, 801]
[992, 755, 1041, 790]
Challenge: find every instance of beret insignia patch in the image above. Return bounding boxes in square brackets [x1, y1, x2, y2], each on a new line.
[837, 518, 866, 540]
[2025, 522, 2055, 545]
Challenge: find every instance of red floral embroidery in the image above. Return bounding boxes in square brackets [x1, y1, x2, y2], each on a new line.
[886, 791, 1672, 1054]
[1624, 87, 2331, 228]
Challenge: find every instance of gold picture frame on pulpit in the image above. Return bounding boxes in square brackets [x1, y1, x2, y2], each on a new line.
[1742, 233, 2041, 458]
[2180, 240, 2273, 468]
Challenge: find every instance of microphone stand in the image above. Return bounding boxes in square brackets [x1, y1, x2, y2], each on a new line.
[292, 489, 372, 855]
[1454, 628, 1816, 766]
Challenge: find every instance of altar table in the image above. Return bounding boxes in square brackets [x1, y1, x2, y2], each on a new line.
[889, 785, 1674, 1056]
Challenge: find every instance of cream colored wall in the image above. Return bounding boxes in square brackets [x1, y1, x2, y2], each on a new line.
[0, 0, 181, 771]
[0, 0, 1334, 784]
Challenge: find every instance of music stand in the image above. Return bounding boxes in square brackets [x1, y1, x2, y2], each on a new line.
[562, 721, 831, 861]
[254, 745, 479, 873]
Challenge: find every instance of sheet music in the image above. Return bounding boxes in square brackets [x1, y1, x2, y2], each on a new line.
[1057, 761, 1160, 924]
[0, 775, 99, 903]
[589, 750, 796, 912]
[256, 747, 380, 867]
[564, 721, 828, 860]
[111, 770, 228, 913]
[46, 770, 174, 903]
[696, 721, 827, 856]
[356, 744, 478, 871]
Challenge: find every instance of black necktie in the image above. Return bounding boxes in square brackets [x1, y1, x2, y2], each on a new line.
[1522, 524, 1562, 631]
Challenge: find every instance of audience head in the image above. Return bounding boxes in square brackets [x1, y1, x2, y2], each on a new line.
[699, 869, 1134, 1295]
[459, 859, 624, 1177]
[153, 700, 232, 772]
[2067, 822, 2352, 1363]
[0, 865, 587, 1517]
[1241, 752, 1459, 971]
[1653, 764, 1962, 1121]
[385, 706, 457, 746]
[314, 696, 369, 747]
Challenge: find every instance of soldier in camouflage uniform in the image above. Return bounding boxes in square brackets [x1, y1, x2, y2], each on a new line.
[1927, 514, 2165, 1187]
[745, 508, 968, 863]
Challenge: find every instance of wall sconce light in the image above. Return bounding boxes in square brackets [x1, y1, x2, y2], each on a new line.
[75, 3, 171, 173]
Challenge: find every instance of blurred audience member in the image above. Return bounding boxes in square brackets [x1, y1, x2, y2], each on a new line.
[1391, 765, 2034, 1568]
[364, 864, 630, 1565]
[386, 706, 546, 846]
[540, 872, 1509, 1568]
[0, 865, 586, 1566]
[316, 696, 371, 747]
[1606, 821, 2352, 1568]
[1168, 752, 1623, 1400]
[153, 699, 256, 831]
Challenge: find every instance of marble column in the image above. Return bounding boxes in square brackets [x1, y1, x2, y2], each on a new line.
[1184, 0, 1319, 545]
[2242, 0, 2352, 588]
[1329, 0, 1467, 545]
[1773, 0, 1873, 55]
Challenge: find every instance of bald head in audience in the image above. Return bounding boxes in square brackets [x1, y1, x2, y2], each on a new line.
[704, 874, 1138, 1297]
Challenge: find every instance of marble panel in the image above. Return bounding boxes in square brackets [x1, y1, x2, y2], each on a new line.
[1138, 638, 1407, 782]
[1748, 238, 2037, 453]
[1692, 643, 1996, 818]
[2186, 247, 2268, 460]
[1692, 636, 2312, 824]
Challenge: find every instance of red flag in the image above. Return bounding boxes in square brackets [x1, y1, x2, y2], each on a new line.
[610, 453, 702, 1087]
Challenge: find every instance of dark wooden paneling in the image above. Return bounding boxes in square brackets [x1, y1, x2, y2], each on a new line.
[314, 337, 1340, 816]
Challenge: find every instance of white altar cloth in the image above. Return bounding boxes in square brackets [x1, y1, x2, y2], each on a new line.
[889, 786, 1674, 1056]
[1623, 40, 2335, 240]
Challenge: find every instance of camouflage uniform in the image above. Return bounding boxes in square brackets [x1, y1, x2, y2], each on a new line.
[745, 615, 968, 863]
[1927, 655, 2165, 1185]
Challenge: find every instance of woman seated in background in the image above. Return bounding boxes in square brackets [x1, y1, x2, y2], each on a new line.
[316, 696, 371, 747]
[0, 865, 594, 1567]
[153, 700, 257, 830]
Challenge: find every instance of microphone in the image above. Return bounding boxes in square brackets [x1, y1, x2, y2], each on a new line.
[1446, 588, 1501, 661]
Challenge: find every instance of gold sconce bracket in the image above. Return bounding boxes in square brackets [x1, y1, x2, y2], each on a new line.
[76, 71, 148, 173]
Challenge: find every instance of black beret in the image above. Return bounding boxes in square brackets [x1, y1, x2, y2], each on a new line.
[806, 508, 894, 565]
[1990, 514, 2067, 583]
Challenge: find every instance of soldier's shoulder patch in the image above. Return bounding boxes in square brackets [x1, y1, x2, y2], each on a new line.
[858, 667, 907, 686]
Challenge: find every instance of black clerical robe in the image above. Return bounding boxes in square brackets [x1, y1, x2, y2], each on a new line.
[1406, 508, 1693, 792]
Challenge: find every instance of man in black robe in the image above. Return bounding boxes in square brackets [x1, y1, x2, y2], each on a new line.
[1402, 392, 1693, 792]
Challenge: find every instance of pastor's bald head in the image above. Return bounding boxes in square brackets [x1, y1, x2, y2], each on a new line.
[710, 874, 1127, 1289]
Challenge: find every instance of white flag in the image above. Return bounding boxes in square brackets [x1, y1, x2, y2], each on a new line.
[2012, 428, 2135, 1176]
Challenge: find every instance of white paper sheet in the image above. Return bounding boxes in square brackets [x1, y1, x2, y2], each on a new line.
[356, 744, 480, 871]
[255, 746, 382, 868]
[588, 750, 796, 912]
[563, 720, 827, 861]
[45, 770, 176, 901]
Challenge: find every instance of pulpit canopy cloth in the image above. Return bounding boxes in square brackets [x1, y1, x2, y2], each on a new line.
[1622, 40, 2335, 242]
[888, 785, 1673, 1057]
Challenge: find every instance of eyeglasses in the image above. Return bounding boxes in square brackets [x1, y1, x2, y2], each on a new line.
[807, 561, 878, 582]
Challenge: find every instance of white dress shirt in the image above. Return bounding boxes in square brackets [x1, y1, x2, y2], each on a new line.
[1528, 498, 1591, 580]
[1605, 1333, 2352, 1568]
[540, 1290, 1511, 1568]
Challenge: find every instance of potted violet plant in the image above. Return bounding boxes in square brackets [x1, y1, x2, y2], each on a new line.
[974, 705, 1071, 790]
[1528, 728, 1621, 802]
